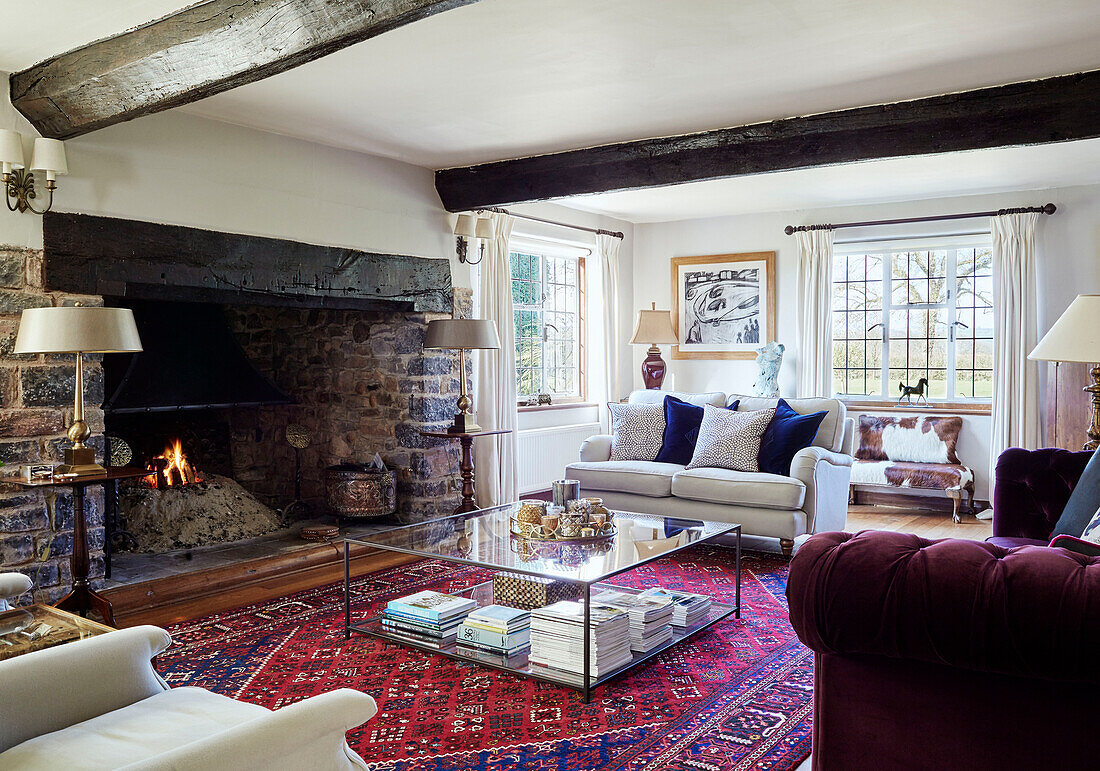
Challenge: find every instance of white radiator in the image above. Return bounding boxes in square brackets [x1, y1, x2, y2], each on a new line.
[516, 422, 603, 495]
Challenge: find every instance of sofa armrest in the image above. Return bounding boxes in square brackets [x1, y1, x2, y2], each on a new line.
[138, 688, 377, 771]
[579, 434, 613, 462]
[787, 530, 1100, 684]
[0, 572, 32, 603]
[993, 448, 1093, 539]
[789, 446, 852, 534]
[0, 625, 171, 753]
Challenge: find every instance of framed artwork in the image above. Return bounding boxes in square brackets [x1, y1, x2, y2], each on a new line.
[670, 252, 776, 360]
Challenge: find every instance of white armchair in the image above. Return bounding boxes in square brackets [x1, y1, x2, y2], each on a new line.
[0, 625, 377, 770]
[0, 572, 32, 611]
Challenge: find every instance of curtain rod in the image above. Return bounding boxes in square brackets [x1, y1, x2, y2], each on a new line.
[483, 206, 625, 240]
[783, 203, 1056, 235]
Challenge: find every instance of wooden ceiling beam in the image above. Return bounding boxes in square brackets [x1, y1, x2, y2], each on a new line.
[10, 0, 480, 139]
[434, 70, 1100, 212]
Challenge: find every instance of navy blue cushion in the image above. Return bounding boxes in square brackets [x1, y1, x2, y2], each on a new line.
[758, 398, 828, 476]
[1052, 450, 1100, 537]
[655, 396, 738, 465]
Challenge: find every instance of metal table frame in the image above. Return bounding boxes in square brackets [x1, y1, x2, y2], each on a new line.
[343, 513, 741, 703]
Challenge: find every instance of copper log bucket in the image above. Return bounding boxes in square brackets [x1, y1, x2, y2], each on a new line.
[324, 464, 397, 519]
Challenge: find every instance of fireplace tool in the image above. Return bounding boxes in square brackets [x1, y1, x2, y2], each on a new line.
[282, 424, 312, 522]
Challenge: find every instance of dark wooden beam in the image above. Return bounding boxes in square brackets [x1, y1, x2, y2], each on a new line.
[42, 212, 452, 314]
[10, 0, 480, 139]
[435, 71, 1100, 212]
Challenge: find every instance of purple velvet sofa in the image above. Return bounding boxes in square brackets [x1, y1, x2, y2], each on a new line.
[787, 448, 1100, 770]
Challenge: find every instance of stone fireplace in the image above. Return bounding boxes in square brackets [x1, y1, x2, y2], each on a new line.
[1, 212, 467, 599]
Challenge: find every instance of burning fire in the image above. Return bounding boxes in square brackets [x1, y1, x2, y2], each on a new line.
[145, 439, 201, 487]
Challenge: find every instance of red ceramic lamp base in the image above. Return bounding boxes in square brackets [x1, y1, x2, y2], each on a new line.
[641, 345, 667, 389]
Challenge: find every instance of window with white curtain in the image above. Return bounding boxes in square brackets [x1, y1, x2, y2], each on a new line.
[832, 237, 994, 402]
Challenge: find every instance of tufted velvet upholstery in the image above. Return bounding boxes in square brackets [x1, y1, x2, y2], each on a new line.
[788, 530, 1100, 770]
[992, 447, 1093, 540]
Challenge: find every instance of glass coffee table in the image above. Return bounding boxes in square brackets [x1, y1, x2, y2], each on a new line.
[344, 503, 740, 702]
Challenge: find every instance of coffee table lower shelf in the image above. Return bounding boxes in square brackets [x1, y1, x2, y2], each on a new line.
[345, 578, 737, 702]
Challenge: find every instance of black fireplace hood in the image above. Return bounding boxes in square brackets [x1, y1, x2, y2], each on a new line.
[104, 300, 292, 414]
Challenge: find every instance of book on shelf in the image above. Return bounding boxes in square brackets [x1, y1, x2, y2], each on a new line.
[379, 628, 454, 650]
[637, 587, 713, 626]
[385, 590, 476, 623]
[590, 589, 674, 652]
[456, 642, 530, 667]
[464, 605, 530, 633]
[456, 637, 531, 655]
[381, 617, 461, 639]
[456, 622, 530, 651]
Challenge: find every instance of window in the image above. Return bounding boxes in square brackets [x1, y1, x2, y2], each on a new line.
[510, 246, 585, 402]
[832, 241, 993, 401]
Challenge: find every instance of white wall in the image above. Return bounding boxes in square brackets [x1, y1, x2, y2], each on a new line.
[630, 183, 1100, 499]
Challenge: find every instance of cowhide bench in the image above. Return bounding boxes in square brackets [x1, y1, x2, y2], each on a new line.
[848, 415, 977, 523]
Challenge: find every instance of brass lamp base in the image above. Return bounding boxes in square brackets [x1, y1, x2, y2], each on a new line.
[448, 412, 482, 434]
[56, 446, 106, 477]
[1084, 364, 1100, 452]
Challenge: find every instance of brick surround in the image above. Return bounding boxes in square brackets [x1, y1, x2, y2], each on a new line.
[0, 246, 106, 602]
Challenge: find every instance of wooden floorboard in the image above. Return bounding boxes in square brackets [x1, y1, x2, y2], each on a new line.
[846, 504, 992, 542]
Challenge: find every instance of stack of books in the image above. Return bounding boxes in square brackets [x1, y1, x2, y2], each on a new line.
[381, 590, 477, 648]
[592, 590, 674, 652]
[456, 605, 531, 657]
[528, 600, 632, 685]
[639, 587, 712, 627]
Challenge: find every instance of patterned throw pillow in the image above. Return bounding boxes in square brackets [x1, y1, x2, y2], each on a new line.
[608, 402, 666, 461]
[686, 405, 776, 472]
[1081, 506, 1100, 544]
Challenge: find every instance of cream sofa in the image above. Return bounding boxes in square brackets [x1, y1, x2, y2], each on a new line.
[566, 391, 854, 555]
[0, 625, 377, 770]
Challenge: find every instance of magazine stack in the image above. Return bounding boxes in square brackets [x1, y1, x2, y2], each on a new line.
[638, 587, 712, 627]
[529, 600, 632, 684]
[591, 590, 674, 652]
[456, 605, 531, 657]
[381, 590, 477, 648]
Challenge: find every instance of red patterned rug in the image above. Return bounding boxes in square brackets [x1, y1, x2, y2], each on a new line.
[158, 545, 812, 770]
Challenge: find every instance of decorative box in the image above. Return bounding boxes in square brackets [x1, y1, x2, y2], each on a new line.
[493, 571, 581, 610]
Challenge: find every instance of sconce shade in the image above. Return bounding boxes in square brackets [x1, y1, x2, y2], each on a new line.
[629, 308, 678, 345]
[0, 130, 24, 170]
[14, 307, 142, 354]
[424, 319, 500, 350]
[474, 216, 494, 240]
[30, 138, 67, 174]
[454, 213, 478, 238]
[1029, 294, 1100, 363]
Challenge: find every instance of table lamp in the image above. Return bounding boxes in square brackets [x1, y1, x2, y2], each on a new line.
[424, 318, 500, 433]
[14, 304, 142, 475]
[629, 302, 678, 389]
[1029, 294, 1100, 450]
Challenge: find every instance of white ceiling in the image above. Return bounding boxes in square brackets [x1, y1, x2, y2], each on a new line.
[8, 0, 1099, 170]
[553, 139, 1100, 223]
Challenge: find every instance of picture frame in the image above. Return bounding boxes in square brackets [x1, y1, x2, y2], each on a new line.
[670, 252, 776, 361]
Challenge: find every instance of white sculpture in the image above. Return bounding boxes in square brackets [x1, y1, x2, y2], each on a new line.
[753, 341, 784, 398]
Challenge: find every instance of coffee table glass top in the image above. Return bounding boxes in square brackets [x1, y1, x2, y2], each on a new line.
[0, 604, 112, 661]
[348, 503, 738, 584]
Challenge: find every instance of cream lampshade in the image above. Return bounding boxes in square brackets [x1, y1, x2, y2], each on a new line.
[15, 306, 142, 475]
[424, 319, 500, 433]
[0, 130, 24, 174]
[453, 213, 478, 239]
[474, 216, 494, 240]
[1029, 294, 1100, 450]
[29, 138, 67, 182]
[629, 302, 677, 389]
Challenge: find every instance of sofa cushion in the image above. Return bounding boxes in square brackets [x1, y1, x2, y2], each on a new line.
[731, 395, 846, 453]
[628, 389, 726, 408]
[986, 535, 1049, 549]
[672, 468, 806, 510]
[608, 402, 665, 461]
[566, 460, 681, 498]
[687, 406, 775, 472]
[654, 395, 740, 466]
[0, 687, 270, 770]
[1051, 449, 1100, 538]
[758, 398, 828, 476]
[855, 415, 963, 464]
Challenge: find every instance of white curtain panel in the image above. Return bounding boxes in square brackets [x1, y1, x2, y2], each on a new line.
[597, 233, 622, 409]
[795, 228, 834, 398]
[474, 212, 518, 507]
[989, 211, 1042, 482]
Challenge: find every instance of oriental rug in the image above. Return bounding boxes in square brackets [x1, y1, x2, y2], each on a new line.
[158, 545, 812, 770]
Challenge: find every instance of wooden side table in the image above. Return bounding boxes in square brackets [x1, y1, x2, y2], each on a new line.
[1, 468, 149, 627]
[0, 603, 113, 661]
[419, 429, 511, 515]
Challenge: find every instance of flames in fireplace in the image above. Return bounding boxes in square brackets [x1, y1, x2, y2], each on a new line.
[145, 439, 202, 487]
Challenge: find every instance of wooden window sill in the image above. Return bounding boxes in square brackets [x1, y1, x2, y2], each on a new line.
[517, 402, 597, 413]
[842, 400, 991, 416]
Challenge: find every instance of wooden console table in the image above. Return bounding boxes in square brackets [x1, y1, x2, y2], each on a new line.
[1, 468, 149, 627]
[420, 429, 511, 515]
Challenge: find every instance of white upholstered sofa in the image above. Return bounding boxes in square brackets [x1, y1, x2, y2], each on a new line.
[566, 391, 855, 555]
[0, 625, 377, 770]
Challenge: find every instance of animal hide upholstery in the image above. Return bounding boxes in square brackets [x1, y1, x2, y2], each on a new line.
[849, 460, 974, 490]
[856, 415, 963, 465]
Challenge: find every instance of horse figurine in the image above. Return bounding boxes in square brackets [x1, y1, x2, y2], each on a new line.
[898, 377, 929, 405]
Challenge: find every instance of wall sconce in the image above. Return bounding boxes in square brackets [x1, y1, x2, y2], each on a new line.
[454, 212, 494, 265]
[1, 130, 67, 215]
